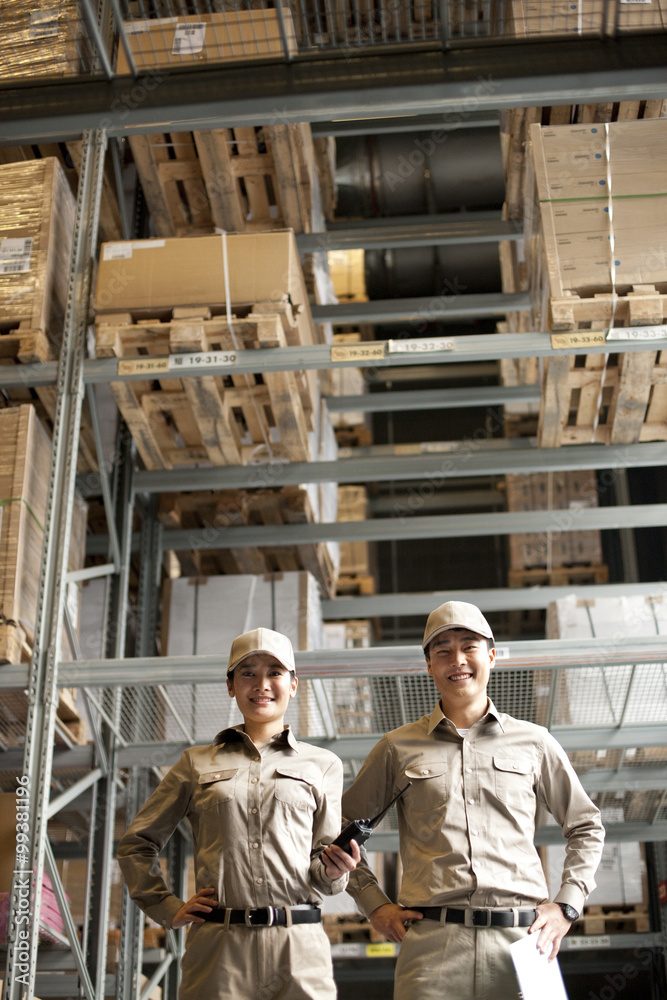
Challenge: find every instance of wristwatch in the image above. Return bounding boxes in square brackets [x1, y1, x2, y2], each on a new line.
[556, 902, 579, 922]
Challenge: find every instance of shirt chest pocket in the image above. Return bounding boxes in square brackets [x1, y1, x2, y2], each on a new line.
[403, 762, 449, 812]
[197, 768, 238, 809]
[274, 766, 317, 811]
[493, 757, 534, 802]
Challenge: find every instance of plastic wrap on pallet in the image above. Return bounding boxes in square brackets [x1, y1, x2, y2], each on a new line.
[0, 0, 84, 79]
[0, 159, 76, 347]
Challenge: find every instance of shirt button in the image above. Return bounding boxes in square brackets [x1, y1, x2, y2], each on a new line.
[421, 769, 430, 775]
[466, 741, 471, 746]
[466, 768, 473, 774]
[468, 798, 474, 805]
[251, 842, 259, 849]
[513, 763, 519, 769]
[213, 773, 220, 779]
[254, 757, 261, 762]
[472, 830, 479, 836]
[251, 778, 258, 784]
[251, 808, 258, 815]
[256, 878, 264, 884]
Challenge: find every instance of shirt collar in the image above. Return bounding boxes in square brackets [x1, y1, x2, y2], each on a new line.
[213, 723, 300, 750]
[427, 699, 506, 735]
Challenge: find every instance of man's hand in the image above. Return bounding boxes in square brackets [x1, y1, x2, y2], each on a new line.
[172, 887, 219, 929]
[529, 902, 574, 960]
[369, 903, 424, 943]
[321, 839, 362, 879]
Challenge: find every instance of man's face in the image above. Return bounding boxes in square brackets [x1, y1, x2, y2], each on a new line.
[227, 653, 297, 724]
[425, 628, 495, 708]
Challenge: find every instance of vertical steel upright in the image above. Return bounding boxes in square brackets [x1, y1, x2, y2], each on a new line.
[3, 129, 107, 1000]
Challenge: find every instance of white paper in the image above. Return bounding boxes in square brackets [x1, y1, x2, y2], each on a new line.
[509, 934, 569, 1000]
[172, 23, 206, 55]
[30, 10, 59, 38]
[0, 237, 33, 274]
[102, 243, 133, 261]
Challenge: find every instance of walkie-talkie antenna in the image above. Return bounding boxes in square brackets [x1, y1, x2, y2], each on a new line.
[368, 783, 412, 827]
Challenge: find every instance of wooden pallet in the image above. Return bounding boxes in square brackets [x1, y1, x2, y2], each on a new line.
[508, 564, 609, 588]
[0, 328, 98, 471]
[581, 904, 650, 936]
[158, 487, 337, 597]
[539, 345, 667, 447]
[95, 307, 315, 470]
[322, 917, 384, 945]
[129, 123, 316, 238]
[335, 573, 376, 596]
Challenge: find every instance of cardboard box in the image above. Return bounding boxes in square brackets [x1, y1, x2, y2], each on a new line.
[94, 231, 317, 348]
[0, 0, 83, 79]
[0, 158, 76, 346]
[513, 0, 666, 36]
[116, 9, 296, 74]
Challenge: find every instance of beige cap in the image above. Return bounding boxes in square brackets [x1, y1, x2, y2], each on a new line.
[422, 601, 494, 650]
[227, 627, 296, 675]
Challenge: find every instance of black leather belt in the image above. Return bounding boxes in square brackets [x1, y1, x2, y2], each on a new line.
[202, 905, 321, 927]
[413, 906, 537, 928]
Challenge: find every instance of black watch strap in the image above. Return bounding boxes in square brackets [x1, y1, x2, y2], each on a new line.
[557, 902, 579, 922]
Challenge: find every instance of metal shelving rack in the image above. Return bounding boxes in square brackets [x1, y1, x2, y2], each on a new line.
[1, 3, 667, 997]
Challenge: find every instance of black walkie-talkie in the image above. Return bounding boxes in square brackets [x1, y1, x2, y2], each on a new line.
[333, 782, 412, 855]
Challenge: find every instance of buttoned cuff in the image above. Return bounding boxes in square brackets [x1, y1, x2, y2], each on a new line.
[554, 885, 586, 915]
[144, 895, 185, 930]
[354, 885, 393, 919]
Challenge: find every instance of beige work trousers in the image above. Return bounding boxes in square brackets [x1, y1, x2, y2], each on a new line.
[395, 919, 526, 1000]
[178, 922, 336, 1000]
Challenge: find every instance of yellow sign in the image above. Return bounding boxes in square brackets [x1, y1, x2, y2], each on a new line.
[331, 343, 386, 363]
[365, 943, 396, 958]
[550, 331, 607, 350]
[118, 357, 170, 375]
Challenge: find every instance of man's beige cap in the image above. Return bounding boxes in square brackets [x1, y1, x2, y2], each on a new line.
[227, 627, 296, 675]
[422, 601, 494, 649]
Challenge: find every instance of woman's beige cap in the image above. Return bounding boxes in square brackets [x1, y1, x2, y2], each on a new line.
[422, 601, 494, 649]
[227, 627, 296, 675]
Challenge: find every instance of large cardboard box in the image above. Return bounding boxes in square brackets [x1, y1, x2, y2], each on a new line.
[117, 9, 296, 75]
[0, 159, 76, 347]
[0, 0, 83, 79]
[512, 0, 666, 36]
[94, 231, 318, 349]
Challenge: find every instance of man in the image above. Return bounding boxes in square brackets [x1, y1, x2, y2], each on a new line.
[118, 627, 359, 1000]
[342, 601, 604, 1000]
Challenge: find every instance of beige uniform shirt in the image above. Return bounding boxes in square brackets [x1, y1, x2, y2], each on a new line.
[343, 701, 604, 918]
[118, 725, 347, 930]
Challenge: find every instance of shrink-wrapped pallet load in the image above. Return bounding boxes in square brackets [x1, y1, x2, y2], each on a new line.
[0, 0, 85, 79]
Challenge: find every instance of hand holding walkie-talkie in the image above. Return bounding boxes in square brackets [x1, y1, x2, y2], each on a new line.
[333, 783, 412, 855]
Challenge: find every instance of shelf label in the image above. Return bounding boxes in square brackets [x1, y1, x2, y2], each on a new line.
[366, 943, 397, 957]
[118, 357, 170, 375]
[550, 331, 607, 350]
[606, 325, 667, 341]
[30, 10, 59, 37]
[103, 243, 133, 261]
[495, 646, 510, 660]
[331, 343, 386, 363]
[566, 936, 611, 950]
[387, 337, 455, 354]
[173, 22, 206, 54]
[0, 237, 33, 274]
[169, 351, 237, 369]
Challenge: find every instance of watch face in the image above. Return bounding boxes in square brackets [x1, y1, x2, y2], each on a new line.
[559, 903, 579, 922]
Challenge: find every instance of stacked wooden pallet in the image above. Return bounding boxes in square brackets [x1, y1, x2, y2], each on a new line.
[505, 471, 607, 591]
[0, 405, 88, 745]
[93, 231, 320, 469]
[582, 903, 650, 935]
[159, 488, 337, 597]
[336, 485, 375, 596]
[129, 123, 321, 237]
[0, 0, 85, 80]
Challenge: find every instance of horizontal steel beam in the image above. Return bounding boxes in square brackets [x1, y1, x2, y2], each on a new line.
[128, 441, 667, 495]
[2, 36, 667, 143]
[368, 489, 501, 514]
[325, 385, 540, 412]
[6, 331, 667, 391]
[1, 636, 664, 689]
[579, 766, 667, 794]
[133, 503, 667, 550]
[310, 111, 500, 136]
[321, 582, 667, 619]
[296, 220, 521, 253]
[311, 293, 530, 324]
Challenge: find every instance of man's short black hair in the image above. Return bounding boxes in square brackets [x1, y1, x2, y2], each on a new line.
[424, 628, 494, 659]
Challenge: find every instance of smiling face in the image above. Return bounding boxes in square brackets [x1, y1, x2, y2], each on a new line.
[226, 652, 298, 727]
[425, 628, 495, 722]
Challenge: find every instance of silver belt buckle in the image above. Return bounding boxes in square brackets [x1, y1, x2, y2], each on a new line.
[465, 908, 491, 928]
[245, 906, 275, 927]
